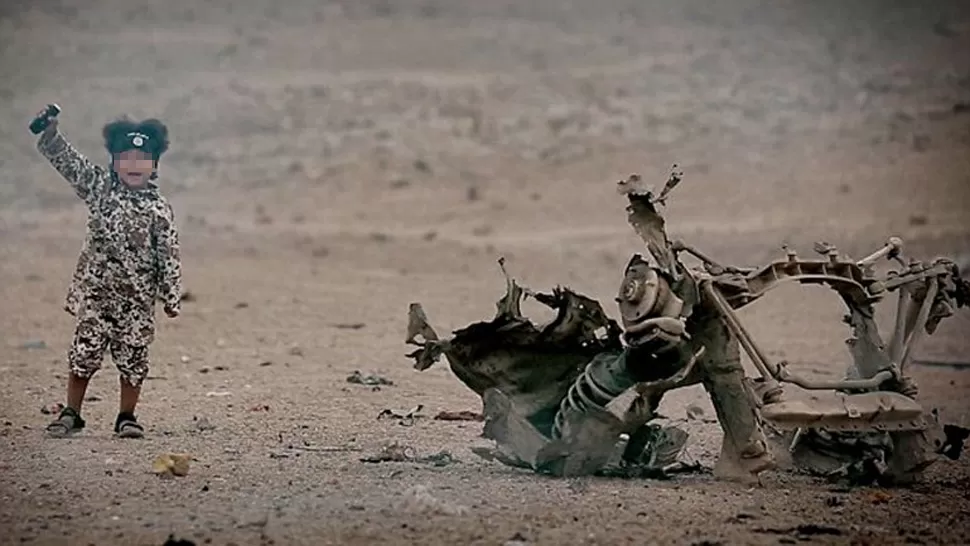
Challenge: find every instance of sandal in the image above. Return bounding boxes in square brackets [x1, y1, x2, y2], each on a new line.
[46, 407, 85, 438]
[114, 412, 145, 439]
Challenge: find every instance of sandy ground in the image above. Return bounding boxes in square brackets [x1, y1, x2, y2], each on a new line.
[2, 0, 970, 544]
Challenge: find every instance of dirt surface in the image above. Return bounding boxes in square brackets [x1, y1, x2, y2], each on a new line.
[2, 1, 970, 544]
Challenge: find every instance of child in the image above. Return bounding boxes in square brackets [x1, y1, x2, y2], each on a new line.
[33, 107, 183, 439]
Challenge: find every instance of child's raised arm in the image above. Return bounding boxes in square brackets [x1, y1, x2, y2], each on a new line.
[36, 121, 108, 206]
[154, 200, 183, 318]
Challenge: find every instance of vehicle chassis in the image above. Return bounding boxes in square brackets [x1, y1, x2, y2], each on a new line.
[404, 169, 969, 483]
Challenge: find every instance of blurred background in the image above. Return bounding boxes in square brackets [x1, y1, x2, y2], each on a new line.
[2, 1, 968, 242]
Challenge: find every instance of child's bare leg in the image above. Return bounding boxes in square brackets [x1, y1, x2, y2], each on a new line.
[119, 376, 140, 415]
[66, 373, 91, 412]
[47, 317, 105, 437]
[112, 343, 149, 438]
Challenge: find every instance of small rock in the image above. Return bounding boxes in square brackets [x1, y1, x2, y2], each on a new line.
[163, 533, 197, 546]
[193, 417, 216, 431]
[180, 355, 191, 364]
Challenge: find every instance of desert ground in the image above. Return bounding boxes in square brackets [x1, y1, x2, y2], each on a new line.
[2, 0, 970, 544]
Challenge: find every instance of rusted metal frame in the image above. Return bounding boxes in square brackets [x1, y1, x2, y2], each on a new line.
[701, 280, 898, 392]
[887, 284, 913, 368]
[897, 277, 940, 375]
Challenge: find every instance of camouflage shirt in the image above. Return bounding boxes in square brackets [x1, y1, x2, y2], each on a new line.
[37, 128, 182, 346]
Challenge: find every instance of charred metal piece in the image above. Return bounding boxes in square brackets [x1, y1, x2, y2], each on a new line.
[404, 167, 969, 484]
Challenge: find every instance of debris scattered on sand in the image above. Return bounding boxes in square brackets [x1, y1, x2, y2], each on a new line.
[360, 442, 458, 467]
[163, 535, 196, 546]
[152, 453, 192, 477]
[250, 404, 271, 412]
[755, 524, 843, 538]
[40, 403, 64, 415]
[377, 404, 424, 426]
[394, 485, 468, 516]
[205, 390, 231, 397]
[597, 460, 708, 480]
[332, 322, 366, 330]
[190, 416, 216, 431]
[287, 444, 361, 453]
[419, 451, 459, 466]
[361, 442, 416, 463]
[433, 410, 484, 422]
[939, 424, 970, 460]
[347, 370, 394, 386]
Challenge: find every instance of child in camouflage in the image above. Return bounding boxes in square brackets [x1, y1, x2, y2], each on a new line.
[33, 108, 183, 439]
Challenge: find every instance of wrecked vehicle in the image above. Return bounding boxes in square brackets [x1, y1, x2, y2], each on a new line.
[405, 168, 970, 484]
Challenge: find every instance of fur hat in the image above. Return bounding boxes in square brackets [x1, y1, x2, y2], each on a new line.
[102, 117, 170, 160]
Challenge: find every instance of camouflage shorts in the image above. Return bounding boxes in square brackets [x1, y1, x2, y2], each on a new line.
[68, 311, 150, 388]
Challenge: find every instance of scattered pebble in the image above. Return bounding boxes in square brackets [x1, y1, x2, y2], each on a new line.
[347, 370, 393, 386]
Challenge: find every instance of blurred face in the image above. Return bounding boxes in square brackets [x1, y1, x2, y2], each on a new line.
[113, 149, 155, 188]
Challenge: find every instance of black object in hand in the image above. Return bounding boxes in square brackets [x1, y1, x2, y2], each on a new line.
[29, 104, 61, 135]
